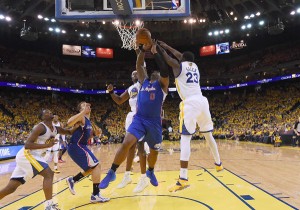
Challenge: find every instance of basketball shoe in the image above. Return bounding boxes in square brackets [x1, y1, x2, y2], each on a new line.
[117, 173, 132, 189]
[90, 193, 110, 203]
[66, 176, 76, 195]
[45, 202, 60, 210]
[133, 175, 149, 193]
[99, 169, 116, 189]
[54, 169, 60, 174]
[215, 162, 224, 172]
[146, 169, 158, 186]
[168, 178, 189, 192]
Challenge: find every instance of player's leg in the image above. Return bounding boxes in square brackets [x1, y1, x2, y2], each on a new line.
[117, 142, 136, 189]
[198, 97, 223, 171]
[100, 115, 145, 189]
[52, 142, 60, 173]
[133, 141, 149, 193]
[0, 179, 23, 199]
[90, 164, 110, 203]
[44, 148, 52, 163]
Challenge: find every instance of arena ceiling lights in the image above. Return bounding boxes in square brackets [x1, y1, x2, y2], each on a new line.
[0, 14, 12, 22]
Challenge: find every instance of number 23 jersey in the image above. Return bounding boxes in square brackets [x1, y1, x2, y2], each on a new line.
[175, 61, 202, 100]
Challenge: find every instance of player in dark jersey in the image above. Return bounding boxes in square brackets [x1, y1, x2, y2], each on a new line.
[100, 41, 169, 192]
[66, 102, 109, 203]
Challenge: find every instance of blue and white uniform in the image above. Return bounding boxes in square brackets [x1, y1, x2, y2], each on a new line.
[68, 117, 98, 171]
[175, 61, 213, 134]
[127, 79, 167, 150]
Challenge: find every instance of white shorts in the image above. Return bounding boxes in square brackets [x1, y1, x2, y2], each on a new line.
[11, 148, 49, 183]
[179, 96, 213, 135]
[47, 141, 60, 152]
[125, 112, 135, 130]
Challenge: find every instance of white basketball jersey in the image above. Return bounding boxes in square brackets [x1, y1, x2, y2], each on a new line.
[52, 121, 61, 140]
[30, 122, 57, 156]
[128, 82, 141, 113]
[175, 61, 202, 100]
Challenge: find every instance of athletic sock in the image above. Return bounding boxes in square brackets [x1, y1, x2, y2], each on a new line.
[73, 172, 84, 182]
[111, 163, 119, 172]
[93, 183, 100, 195]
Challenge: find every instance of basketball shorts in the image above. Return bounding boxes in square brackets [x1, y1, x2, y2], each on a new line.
[47, 141, 60, 152]
[179, 95, 213, 135]
[11, 148, 49, 183]
[68, 144, 99, 172]
[127, 115, 162, 151]
[125, 111, 135, 130]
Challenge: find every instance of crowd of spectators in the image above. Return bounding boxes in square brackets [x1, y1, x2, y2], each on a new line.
[0, 79, 299, 147]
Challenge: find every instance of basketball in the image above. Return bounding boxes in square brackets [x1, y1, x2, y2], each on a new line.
[136, 28, 151, 45]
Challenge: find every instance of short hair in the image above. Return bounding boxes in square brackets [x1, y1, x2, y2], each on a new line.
[77, 101, 85, 112]
[182, 51, 195, 62]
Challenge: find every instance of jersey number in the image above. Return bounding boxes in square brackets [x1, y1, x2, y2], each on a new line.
[150, 93, 155, 100]
[186, 72, 198, 83]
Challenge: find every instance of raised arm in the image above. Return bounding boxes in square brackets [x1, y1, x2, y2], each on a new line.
[25, 124, 57, 149]
[158, 41, 183, 61]
[158, 45, 181, 78]
[67, 103, 89, 127]
[107, 84, 130, 105]
[136, 48, 147, 83]
[56, 123, 80, 135]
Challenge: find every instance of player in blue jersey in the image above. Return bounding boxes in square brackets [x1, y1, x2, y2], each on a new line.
[66, 102, 110, 203]
[100, 41, 169, 192]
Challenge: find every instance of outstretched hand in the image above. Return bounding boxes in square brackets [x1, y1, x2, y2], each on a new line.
[151, 40, 158, 54]
[158, 40, 168, 49]
[107, 84, 114, 92]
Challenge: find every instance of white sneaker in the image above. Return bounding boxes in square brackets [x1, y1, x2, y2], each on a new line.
[90, 193, 110, 203]
[133, 156, 140, 163]
[117, 174, 132, 189]
[133, 176, 149, 193]
[45, 203, 60, 210]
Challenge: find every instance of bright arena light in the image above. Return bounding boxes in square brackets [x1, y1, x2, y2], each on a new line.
[188, 18, 194, 24]
[0, 15, 5, 20]
[241, 25, 246, 30]
[51, 18, 56, 22]
[225, 29, 230, 33]
[55, 28, 60, 33]
[247, 23, 252, 28]
[135, 20, 141, 26]
[184, 19, 187, 23]
[250, 14, 255, 18]
[80, 33, 84, 37]
[214, 31, 219, 36]
[113, 20, 120, 25]
[297, 8, 300, 13]
[48, 27, 53, 31]
[37, 15, 43, 19]
[86, 33, 90, 37]
[290, 11, 295, 15]
[234, 17, 238, 21]
[256, 12, 261, 16]
[244, 15, 249, 19]
[259, 20, 265, 25]
[97, 34, 102, 39]
[5, 16, 11, 21]
[62, 30, 66, 34]
[230, 11, 234, 15]
[44, 17, 49, 21]
[102, 21, 106, 24]
[220, 30, 224, 34]
[208, 32, 212, 36]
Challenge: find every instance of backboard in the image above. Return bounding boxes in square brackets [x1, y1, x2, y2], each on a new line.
[55, 0, 190, 21]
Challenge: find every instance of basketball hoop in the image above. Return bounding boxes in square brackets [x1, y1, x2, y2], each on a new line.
[113, 20, 144, 50]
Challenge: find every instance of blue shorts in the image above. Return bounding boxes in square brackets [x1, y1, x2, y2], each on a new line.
[68, 144, 99, 172]
[127, 115, 162, 150]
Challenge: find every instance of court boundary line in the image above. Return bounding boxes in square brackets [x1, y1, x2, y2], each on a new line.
[225, 168, 298, 210]
[0, 175, 69, 209]
[72, 195, 213, 209]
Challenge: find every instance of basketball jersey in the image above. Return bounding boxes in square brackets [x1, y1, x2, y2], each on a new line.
[136, 79, 166, 118]
[70, 117, 92, 145]
[53, 121, 61, 140]
[175, 61, 202, 100]
[30, 122, 57, 156]
[128, 82, 141, 113]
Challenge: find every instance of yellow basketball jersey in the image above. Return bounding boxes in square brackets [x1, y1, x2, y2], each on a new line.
[175, 61, 202, 100]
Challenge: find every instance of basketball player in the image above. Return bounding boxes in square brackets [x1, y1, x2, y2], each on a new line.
[100, 41, 169, 193]
[107, 70, 150, 189]
[66, 102, 109, 203]
[158, 41, 223, 192]
[44, 115, 63, 173]
[0, 109, 78, 210]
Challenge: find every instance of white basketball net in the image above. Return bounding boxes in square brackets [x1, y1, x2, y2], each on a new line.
[113, 21, 144, 50]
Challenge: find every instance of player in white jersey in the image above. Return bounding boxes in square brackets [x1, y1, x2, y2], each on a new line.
[107, 70, 150, 189]
[0, 109, 78, 210]
[159, 41, 223, 192]
[44, 115, 62, 173]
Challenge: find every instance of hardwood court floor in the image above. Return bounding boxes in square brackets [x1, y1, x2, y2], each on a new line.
[0, 140, 299, 209]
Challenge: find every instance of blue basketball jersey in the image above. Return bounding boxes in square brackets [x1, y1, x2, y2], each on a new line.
[136, 79, 166, 119]
[69, 117, 92, 145]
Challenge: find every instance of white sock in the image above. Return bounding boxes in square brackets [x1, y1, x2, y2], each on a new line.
[180, 168, 188, 180]
[125, 171, 131, 176]
[141, 173, 146, 178]
[203, 132, 221, 165]
[45, 199, 53, 207]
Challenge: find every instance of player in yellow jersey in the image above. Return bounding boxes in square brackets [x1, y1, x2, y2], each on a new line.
[159, 41, 223, 192]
